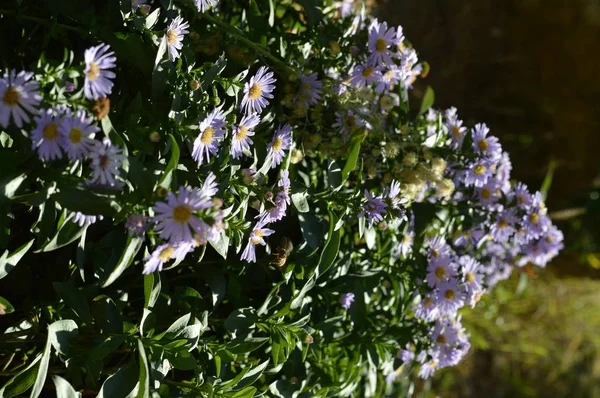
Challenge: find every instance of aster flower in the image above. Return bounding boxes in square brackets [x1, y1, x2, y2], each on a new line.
[349, 64, 382, 88]
[339, 0, 354, 17]
[165, 16, 189, 62]
[332, 110, 367, 136]
[513, 182, 533, 208]
[368, 21, 397, 67]
[414, 294, 439, 321]
[340, 292, 355, 309]
[426, 256, 457, 289]
[387, 180, 409, 209]
[394, 231, 414, 259]
[240, 221, 275, 263]
[471, 123, 502, 160]
[195, 0, 218, 12]
[0, 69, 42, 128]
[125, 214, 149, 236]
[476, 180, 502, 208]
[435, 279, 466, 316]
[198, 172, 219, 203]
[242, 66, 276, 114]
[445, 108, 467, 150]
[58, 109, 99, 160]
[362, 190, 387, 225]
[428, 236, 452, 260]
[459, 256, 484, 294]
[230, 113, 258, 159]
[490, 209, 518, 242]
[463, 159, 494, 188]
[375, 66, 402, 93]
[267, 124, 292, 168]
[88, 138, 126, 187]
[192, 108, 227, 165]
[153, 186, 212, 244]
[30, 108, 64, 161]
[296, 73, 322, 108]
[142, 242, 194, 274]
[418, 357, 439, 379]
[84, 43, 116, 100]
[454, 226, 487, 248]
[72, 211, 103, 227]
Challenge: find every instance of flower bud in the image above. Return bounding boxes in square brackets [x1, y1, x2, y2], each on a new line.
[431, 157, 447, 176]
[437, 178, 455, 198]
[403, 152, 418, 167]
[329, 41, 341, 54]
[189, 80, 200, 91]
[290, 149, 304, 164]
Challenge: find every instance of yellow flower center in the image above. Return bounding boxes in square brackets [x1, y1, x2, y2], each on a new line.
[201, 127, 215, 145]
[99, 155, 110, 170]
[384, 70, 395, 81]
[402, 235, 412, 245]
[481, 188, 491, 199]
[43, 124, 59, 140]
[158, 246, 175, 262]
[529, 212, 539, 224]
[172, 205, 192, 223]
[474, 164, 486, 175]
[375, 38, 387, 52]
[87, 62, 100, 81]
[301, 82, 311, 90]
[466, 272, 475, 283]
[451, 126, 461, 137]
[434, 266, 446, 278]
[444, 289, 455, 300]
[361, 67, 374, 78]
[2, 87, 20, 106]
[436, 335, 447, 345]
[423, 296, 433, 307]
[166, 29, 178, 45]
[236, 125, 248, 141]
[248, 83, 262, 100]
[498, 219, 508, 229]
[69, 128, 83, 144]
[271, 137, 283, 152]
[478, 139, 489, 151]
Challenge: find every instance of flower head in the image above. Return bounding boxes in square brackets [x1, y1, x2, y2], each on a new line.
[240, 221, 275, 263]
[349, 64, 382, 88]
[242, 66, 276, 114]
[166, 16, 190, 61]
[31, 108, 64, 161]
[192, 108, 227, 165]
[88, 138, 126, 187]
[471, 123, 502, 160]
[340, 293, 355, 309]
[426, 256, 457, 289]
[143, 242, 194, 274]
[125, 214, 149, 236]
[267, 124, 292, 168]
[368, 21, 397, 67]
[84, 43, 116, 100]
[230, 113, 259, 159]
[362, 190, 387, 225]
[296, 73, 322, 108]
[195, 0, 218, 12]
[72, 211, 103, 227]
[435, 279, 466, 316]
[59, 109, 99, 160]
[0, 69, 41, 128]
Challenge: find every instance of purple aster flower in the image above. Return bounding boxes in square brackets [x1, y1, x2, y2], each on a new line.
[426, 256, 457, 289]
[240, 221, 275, 263]
[394, 231, 414, 259]
[414, 293, 439, 321]
[166, 16, 189, 62]
[513, 182, 533, 208]
[192, 108, 227, 165]
[242, 66, 276, 114]
[195, 0, 218, 12]
[362, 190, 387, 225]
[142, 241, 194, 274]
[418, 357, 439, 379]
[339, 0, 354, 17]
[72, 211, 103, 227]
[296, 73, 322, 108]
[267, 124, 292, 168]
[538, 225, 564, 259]
[340, 292, 355, 309]
[125, 214, 149, 236]
[400, 344, 415, 364]
[454, 226, 487, 248]
[463, 159, 494, 188]
[0, 69, 42, 128]
[349, 64, 382, 88]
[260, 170, 291, 223]
[368, 21, 397, 67]
[64, 81, 76, 93]
[459, 255, 484, 298]
[30, 108, 64, 161]
[490, 208, 518, 242]
[428, 235, 452, 260]
[199, 172, 218, 203]
[88, 138, 126, 187]
[58, 109, 99, 160]
[435, 279, 466, 316]
[153, 186, 212, 243]
[388, 179, 409, 210]
[476, 180, 502, 208]
[332, 110, 367, 136]
[445, 110, 467, 150]
[471, 123, 502, 160]
[84, 43, 116, 100]
[375, 66, 402, 93]
[230, 113, 258, 159]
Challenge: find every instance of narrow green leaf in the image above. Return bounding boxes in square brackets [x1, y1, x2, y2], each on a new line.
[341, 133, 366, 182]
[101, 236, 143, 287]
[53, 187, 115, 216]
[157, 134, 180, 189]
[0, 296, 15, 314]
[418, 86, 435, 115]
[51, 375, 80, 398]
[48, 319, 79, 356]
[37, 212, 87, 253]
[0, 238, 34, 279]
[96, 361, 138, 398]
[30, 335, 51, 397]
[0, 354, 42, 398]
[136, 340, 150, 398]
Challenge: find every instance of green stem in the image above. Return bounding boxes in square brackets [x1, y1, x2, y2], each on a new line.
[0, 9, 87, 35]
[198, 12, 296, 76]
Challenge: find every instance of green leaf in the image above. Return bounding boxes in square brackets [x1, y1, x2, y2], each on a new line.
[232, 360, 270, 391]
[48, 319, 79, 356]
[1, 173, 27, 200]
[201, 54, 227, 90]
[230, 386, 258, 398]
[155, 313, 191, 340]
[157, 134, 180, 189]
[51, 375, 81, 398]
[315, 210, 341, 277]
[418, 86, 435, 115]
[327, 159, 342, 189]
[143, 272, 161, 309]
[0, 296, 15, 314]
[0, 238, 34, 280]
[97, 361, 138, 398]
[0, 354, 42, 398]
[30, 333, 51, 397]
[225, 337, 269, 355]
[145, 8, 160, 29]
[53, 187, 115, 216]
[128, 157, 156, 199]
[37, 213, 87, 252]
[341, 133, 366, 182]
[101, 236, 143, 287]
[53, 282, 92, 325]
[208, 230, 230, 259]
[152, 39, 168, 99]
[136, 340, 150, 398]
[291, 191, 309, 213]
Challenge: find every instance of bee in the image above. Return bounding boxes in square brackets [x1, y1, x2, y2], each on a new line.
[270, 237, 294, 267]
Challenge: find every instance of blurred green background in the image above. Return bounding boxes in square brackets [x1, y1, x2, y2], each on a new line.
[376, 0, 600, 396]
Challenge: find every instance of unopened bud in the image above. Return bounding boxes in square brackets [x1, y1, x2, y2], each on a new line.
[156, 187, 168, 198]
[403, 152, 418, 167]
[437, 178, 455, 198]
[149, 132, 161, 143]
[329, 41, 341, 54]
[290, 149, 304, 164]
[189, 80, 200, 91]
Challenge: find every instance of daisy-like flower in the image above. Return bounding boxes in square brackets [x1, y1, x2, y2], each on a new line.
[388, 180, 408, 209]
[260, 170, 291, 223]
[230, 113, 259, 159]
[426, 256, 457, 289]
[30, 108, 64, 161]
[88, 138, 126, 187]
[490, 209, 517, 243]
[125, 214, 149, 236]
[195, 0, 218, 12]
[58, 109, 99, 160]
[0, 70, 42, 128]
[142, 242, 194, 274]
[368, 21, 397, 67]
[463, 159, 494, 188]
[165, 16, 189, 62]
[414, 294, 439, 322]
[332, 110, 367, 136]
[240, 221, 275, 263]
[72, 211, 103, 227]
[153, 186, 212, 243]
[296, 73, 322, 108]
[435, 279, 466, 316]
[375, 66, 402, 93]
[84, 43, 116, 100]
[471, 123, 502, 160]
[192, 108, 227, 165]
[242, 66, 276, 115]
[362, 190, 388, 225]
[349, 64, 382, 88]
[267, 124, 292, 168]
[340, 293, 355, 309]
[459, 256, 485, 295]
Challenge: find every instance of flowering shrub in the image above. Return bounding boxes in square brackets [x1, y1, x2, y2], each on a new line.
[0, 0, 563, 396]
